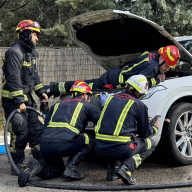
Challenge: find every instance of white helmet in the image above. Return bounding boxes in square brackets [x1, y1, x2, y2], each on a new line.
[125, 75, 148, 95]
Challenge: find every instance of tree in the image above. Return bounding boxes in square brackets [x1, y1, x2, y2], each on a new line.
[0, 0, 32, 46]
[0, 0, 191, 46]
[130, 0, 192, 36]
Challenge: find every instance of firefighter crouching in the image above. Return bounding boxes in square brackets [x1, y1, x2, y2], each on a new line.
[1, 20, 48, 175]
[95, 75, 160, 185]
[18, 81, 100, 187]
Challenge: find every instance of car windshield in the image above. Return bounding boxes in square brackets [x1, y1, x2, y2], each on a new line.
[174, 37, 192, 72]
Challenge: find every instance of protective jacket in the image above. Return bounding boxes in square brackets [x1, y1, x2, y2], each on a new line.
[95, 91, 158, 148]
[1, 39, 45, 106]
[41, 97, 100, 143]
[100, 51, 160, 89]
[50, 51, 160, 96]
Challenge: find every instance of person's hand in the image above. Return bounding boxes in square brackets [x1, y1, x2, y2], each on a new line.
[150, 115, 161, 128]
[19, 103, 26, 112]
[100, 93, 107, 107]
[41, 93, 49, 102]
[154, 117, 160, 128]
[148, 116, 152, 121]
[158, 73, 165, 82]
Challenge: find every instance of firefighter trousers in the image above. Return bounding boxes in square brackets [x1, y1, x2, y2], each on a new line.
[2, 100, 43, 164]
[38, 133, 94, 179]
[96, 137, 155, 173]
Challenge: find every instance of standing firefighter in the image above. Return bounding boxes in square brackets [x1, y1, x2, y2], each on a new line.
[18, 81, 100, 187]
[95, 75, 160, 185]
[47, 45, 180, 97]
[1, 20, 48, 175]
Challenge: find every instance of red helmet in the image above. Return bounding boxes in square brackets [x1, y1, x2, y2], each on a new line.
[158, 45, 180, 66]
[16, 20, 41, 35]
[70, 80, 92, 94]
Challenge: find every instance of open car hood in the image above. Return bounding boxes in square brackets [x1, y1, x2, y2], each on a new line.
[65, 10, 192, 70]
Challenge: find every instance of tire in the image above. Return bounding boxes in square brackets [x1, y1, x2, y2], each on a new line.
[167, 102, 192, 165]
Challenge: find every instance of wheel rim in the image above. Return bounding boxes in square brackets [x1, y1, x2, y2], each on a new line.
[175, 111, 192, 158]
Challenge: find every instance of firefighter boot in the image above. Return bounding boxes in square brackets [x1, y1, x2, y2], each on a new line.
[31, 146, 45, 164]
[107, 160, 120, 181]
[116, 162, 136, 185]
[63, 152, 84, 180]
[11, 152, 26, 176]
[18, 158, 43, 187]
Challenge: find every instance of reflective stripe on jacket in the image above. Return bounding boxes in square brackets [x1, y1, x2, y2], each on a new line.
[95, 92, 158, 148]
[41, 97, 100, 143]
[1, 40, 45, 105]
[100, 52, 160, 89]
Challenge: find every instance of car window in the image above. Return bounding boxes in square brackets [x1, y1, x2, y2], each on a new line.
[174, 38, 192, 72]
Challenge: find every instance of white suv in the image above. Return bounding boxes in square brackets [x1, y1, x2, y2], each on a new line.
[63, 10, 192, 165]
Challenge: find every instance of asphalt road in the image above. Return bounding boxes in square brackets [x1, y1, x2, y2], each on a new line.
[1, 149, 192, 192]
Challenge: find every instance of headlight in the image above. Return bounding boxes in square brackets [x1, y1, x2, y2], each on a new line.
[143, 85, 167, 99]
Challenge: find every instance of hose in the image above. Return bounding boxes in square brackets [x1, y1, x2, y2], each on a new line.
[4, 107, 192, 190]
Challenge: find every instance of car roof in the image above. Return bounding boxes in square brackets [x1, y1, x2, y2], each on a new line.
[65, 10, 192, 70]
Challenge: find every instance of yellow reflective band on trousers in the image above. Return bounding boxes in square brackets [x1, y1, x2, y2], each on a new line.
[152, 126, 158, 135]
[146, 138, 152, 150]
[113, 100, 134, 136]
[59, 82, 66, 93]
[88, 83, 93, 89]
[49, 103, 60, 124]
[11, 90, 23, 97]
[132, 154, 142, 168]
[151, 78, 156, 87]
[95, 96, 113, 133]
[22, 61, 31, 66]
[118, 52, 149, 84]
[84, 133, 89, 144]
[95, 133, 131, 142]
[70, 103, 84, 127]
[47, 122, 80, 134]
[9, 123, 17, 152]
[34, 84, 43, 91]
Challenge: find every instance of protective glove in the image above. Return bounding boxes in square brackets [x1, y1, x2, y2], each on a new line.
[12, 112, 23, 130]
[40, 102, 49, 115]
[150, 115, 161, 126]
[100, 93, 107, 107]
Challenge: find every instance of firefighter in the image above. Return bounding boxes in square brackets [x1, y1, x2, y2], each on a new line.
[1, 20, 48, 175]
[94, 75, 160, 185]
[46, 45, 180, 97]
[18, 81, 100, 187]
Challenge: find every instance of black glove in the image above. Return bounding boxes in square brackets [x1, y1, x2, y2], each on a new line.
[150, 115, 161, 126]
[12, 112, 23, 129]
[40, 102, 49, 115]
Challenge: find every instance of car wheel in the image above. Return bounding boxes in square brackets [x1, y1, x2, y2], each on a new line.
[167, 102, 192, 165]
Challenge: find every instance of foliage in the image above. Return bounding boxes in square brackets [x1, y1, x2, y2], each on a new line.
[0, 0, 191, 47]
[130, 0, 192, 36]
